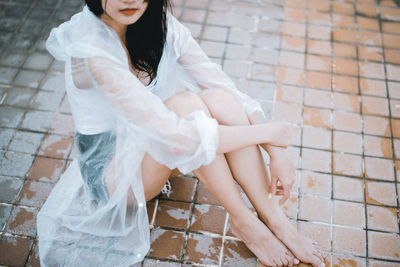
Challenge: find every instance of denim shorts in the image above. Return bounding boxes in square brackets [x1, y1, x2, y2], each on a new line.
[74, 131, 116, 207]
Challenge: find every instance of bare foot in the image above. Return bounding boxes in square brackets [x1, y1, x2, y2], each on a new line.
[265, 121, 293, 148]
[260, 208, 325, 267]
[230, 213, 300, 267]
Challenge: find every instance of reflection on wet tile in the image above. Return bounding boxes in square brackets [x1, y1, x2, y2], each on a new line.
[185, 233, 221, 265]
[160, 176, 197, 202]
[0, 235, 33, 267]
[5, 206, 38, 237]
[155, 200, 191, 230]
[222, 239, 257, 266]
[148, 228, 184, 260]
[191, 204, 226, 234]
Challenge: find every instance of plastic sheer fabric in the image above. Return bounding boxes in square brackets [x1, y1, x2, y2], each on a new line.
[37, 5, 266, 267]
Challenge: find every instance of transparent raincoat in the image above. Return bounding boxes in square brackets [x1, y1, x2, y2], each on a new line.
[37, 5, 266, 267]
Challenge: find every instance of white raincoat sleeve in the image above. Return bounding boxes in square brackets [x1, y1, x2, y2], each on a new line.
[86, 56, 219, 173]
[168, 14, 267, 123]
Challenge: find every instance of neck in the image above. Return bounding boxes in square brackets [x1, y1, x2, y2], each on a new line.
[100, 13, 127, 41]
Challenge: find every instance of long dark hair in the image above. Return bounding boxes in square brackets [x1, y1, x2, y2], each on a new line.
[85, 0, 171, 84]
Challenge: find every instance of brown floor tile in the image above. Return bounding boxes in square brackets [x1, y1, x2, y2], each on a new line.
[392, 119, 400, 138]
[368, 231, 400, 261]
[333, 28, 356, 43]
[49, 113, 74, 136]
[308, 39, 331, 56]
[365, 180, 397, 206]
[282, 21, 306, 38]
[368, 259, 400, 267]
[358, 31, 382, 47]
[333, 227, 366, 256]
[301, 148, 331, 173]
[26, 241, 40, 267]
[160, 176, 197, 202]
[333, 153, 363, 177]
[364, 135, 393, 158]
[381, 8, 400, 25]
[365, 157, 395, 181]
[333, 75, 358, 94]
[280, 51, 305, 68]
[17, 180, 53, 208]
[383, 33, 400, 49]
[333, 92, 360, 113]
[357, 17, 380, 32]
[38, 134, 73, 159]
[367, 205, 399, 232]
[275, 84, 303, 104]
[299, 221, 331, 250]
[299, 195, 332, 223]
[333, 131, 363, 154]
[309, 11, 331, 26]
[333, 111, 362, 132]
[281, 36, 306, 52]
[277, 67, 305, 86]
[27, 156, 65, 183]
[190, 204, 226, 234]
[306, 71, 331, 90]
[385, 49, 400, 64]
[307, 55, 331, 73]
[273, 102, 303, 124]
[333, 200, 365, 228]
[304, 88, 331, 109]
[383, 21, 400, 35]
[333, 176, 364, 202]
[5, 206, 37, 237]
[195, 181, 220, 206]
[356, 2, 378, 17]
[185, 233, 221, 265]
[333, 59, 359, 76]
[304, 107, 331, 129]
[359, 62, 385, 80]
[302, 126, 331, 150]
[308, 25, 332, 41]
[363, 115, 391, 137]
[148, 228, 184, 260]
[361, 96, 389, 117]
[358, 45, 383, 62]
[309, 0, 330, 13]
[332, 14, 355, 29]
[332, 255, 367, 267]
[360, 78, 387, 97]
[332, 2, 354, 15]
[284, 7, 307, 23]
[222, 239, 257, 266]
[333, 42, 357, 59]
[155, 200, 191, 230]
[300, 170, 331, 197]
[0, 235, 33, 267]
[387, 64, 400, 82]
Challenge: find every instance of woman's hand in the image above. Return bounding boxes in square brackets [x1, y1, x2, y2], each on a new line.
[262, 145, 295, 205]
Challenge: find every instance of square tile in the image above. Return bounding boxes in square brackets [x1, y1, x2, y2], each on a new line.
[160, 176, 197, 202]
[333, 176, 364, 202]
[332, 255, 367, 267]
[282, 21, 306, 37]
[306, 54, 331, 72]
[365, 157, 394, 181]
[308, 25, 331, 41]
[0, 128, 15, 150]
[357, 17, 380, 31]
[0, 205, 12, 229]
[23, 52, 53, 70]
[302, 126, 331, 150]
[8, 131, 44, 154]
[333, 42, 356, 58]
[364, 135, 393, 158]
[40, 73, 65, 91]
[251, 64, 276, 82]
[154, 200, 191, 230]
[368, 231, 400, 261]
[361, 96, 389, 117]
[333, 28, 356, 43]
[0, 176, 24, 203]
[333, 131, 362, 154]
[280, 51, 305, 68]
[332, 2, 354, 15]
[5, 206, 37, 237]
[185, 233, 221, 265]
[273, 102, 302, 124]
[360, 78, 387, 97]
[148, 228, 184, 260]
[21, 110, 54, 132]
[358, 31, 382, 47]
[303, 107, 331, 129]
[278, 67, 305, 86]
[392, 119, 400, 138]
[222, 239, 257, 266]
[333, 59, 358, 76]
[13, 70, 45, 88]
[366, 180, 397, 206]
[333, 92, 360, 113]
[305, 71, 331, 90]
[333, 110, 361, 132]
[17, 180, 53, 208]
[333, 227, 366, 256]
[363, 115, 391, 137]
[333, 75, 358, 94]
[200, 40, 225, 58]
[181, 8, 206, 23]
[31, 91, 64, 111]
[38, 134, 73, 159]
[3, 88, 35, 108]
[301, 148, 331, 173]
[333, 153, 363, 177]
[332, 14, 355, 28]
[304, 88, 331, 108]
[299, 221, 331, 251]
[281, 36, 306, 52]
[385, 48, 400, 65]
[27, 156, 65, 183]
[333, 200, 365, 228]
[190, 204, 226, 234]
[358, 45, 383, 62]
[195, 181, 220, 205]
[49, 113, 74, 136]
[367, 205, 399, 232]
[300, 170, 331, 197]
[299, 195, 332, 223]
[359, 61, 385, 80]
[0, 152, 34, 178]
[0, 236, 33, 267]
[0, 106, 25, 128]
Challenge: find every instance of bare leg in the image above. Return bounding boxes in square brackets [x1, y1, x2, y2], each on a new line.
[198, 89, 325, 267]
[142, 91, 297, 266]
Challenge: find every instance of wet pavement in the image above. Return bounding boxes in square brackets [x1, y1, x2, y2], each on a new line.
[0, 0, 399, 266]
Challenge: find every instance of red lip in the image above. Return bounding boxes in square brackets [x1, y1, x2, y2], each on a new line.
[120, 8, 138, 16]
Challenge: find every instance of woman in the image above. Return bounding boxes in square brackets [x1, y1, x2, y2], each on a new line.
[37, 0, 325, 266]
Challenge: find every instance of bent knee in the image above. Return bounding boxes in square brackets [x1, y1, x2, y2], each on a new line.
[164, 91, 210, 117]
[198, 88, 241, 107]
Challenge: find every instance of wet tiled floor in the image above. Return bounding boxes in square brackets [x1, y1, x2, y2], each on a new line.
[0, 0, 399, 266]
